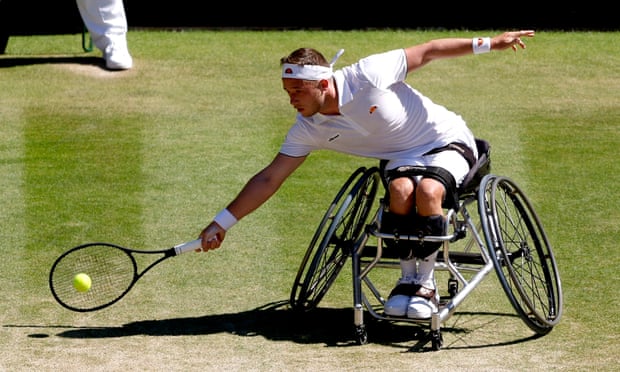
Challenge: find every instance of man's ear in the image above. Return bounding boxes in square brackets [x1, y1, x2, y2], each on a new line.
[319, 79, 329, 90]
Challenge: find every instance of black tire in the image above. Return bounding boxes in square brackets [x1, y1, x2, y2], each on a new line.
[290, 167, 381, 311]
[479, 175, 563, 334]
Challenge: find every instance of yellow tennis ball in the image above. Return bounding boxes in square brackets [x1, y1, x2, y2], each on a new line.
[73, 273, 92, 292]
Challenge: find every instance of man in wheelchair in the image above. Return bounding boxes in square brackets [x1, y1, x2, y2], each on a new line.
[198, 30, 535, 320]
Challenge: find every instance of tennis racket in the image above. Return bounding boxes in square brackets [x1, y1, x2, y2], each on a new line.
[49, 239, 202, 312]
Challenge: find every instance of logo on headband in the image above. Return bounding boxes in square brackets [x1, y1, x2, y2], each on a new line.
[284, 67, 293, 74]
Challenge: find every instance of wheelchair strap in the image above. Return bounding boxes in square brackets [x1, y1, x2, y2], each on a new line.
[423, 142, 476, 169]
[385, 165, 458, 209]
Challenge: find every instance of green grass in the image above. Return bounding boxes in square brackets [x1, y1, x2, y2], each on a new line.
[1, 29, 619, 371]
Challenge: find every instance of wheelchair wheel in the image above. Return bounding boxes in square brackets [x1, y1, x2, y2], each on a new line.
[290, 167, 381, 311]
[479, 175, 563, 334]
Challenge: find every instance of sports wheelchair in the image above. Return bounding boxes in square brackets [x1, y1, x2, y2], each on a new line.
[289, 139, 563, 350]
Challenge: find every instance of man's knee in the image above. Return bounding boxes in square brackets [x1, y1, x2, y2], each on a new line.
[384, 164, 458, 210]
[416, 178, 445, 204]
[388, 177, 415, 215]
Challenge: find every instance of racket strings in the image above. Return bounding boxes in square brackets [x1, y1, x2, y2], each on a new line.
[50, 244, 136, 311]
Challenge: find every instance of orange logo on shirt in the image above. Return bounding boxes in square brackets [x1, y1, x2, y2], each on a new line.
[369, 105, 378, 114]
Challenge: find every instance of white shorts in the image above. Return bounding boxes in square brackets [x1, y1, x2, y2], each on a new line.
[385, 150, 471, 186]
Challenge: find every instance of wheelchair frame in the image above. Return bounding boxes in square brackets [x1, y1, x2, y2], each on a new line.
[289, 139, 563, 350]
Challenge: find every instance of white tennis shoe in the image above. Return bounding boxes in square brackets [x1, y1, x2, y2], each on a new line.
[383, 275, 415, 317]
[407, 288, 439, 319]
[384, 277, 439, 319]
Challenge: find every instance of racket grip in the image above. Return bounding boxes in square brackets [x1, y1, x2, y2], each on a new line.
[174, 239, 202, 255]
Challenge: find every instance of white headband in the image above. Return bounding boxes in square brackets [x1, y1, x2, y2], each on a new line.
[282, 49, 345, 80]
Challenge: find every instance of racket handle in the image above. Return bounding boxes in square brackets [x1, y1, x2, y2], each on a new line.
[173, 239, 202, 255]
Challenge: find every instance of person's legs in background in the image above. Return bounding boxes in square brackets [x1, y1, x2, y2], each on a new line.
[76, 0, 132, 70]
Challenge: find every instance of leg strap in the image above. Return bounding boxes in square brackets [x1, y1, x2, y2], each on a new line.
[413, 215, 445, 259]
[384, 165, 458, 209]
[381, 213, 446, 259]
[388, 283, 436, 299]
[389, 283, 422, 298]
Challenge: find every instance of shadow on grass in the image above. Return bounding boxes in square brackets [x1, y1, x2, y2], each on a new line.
[45, 300, 542, 351]
[0, 55, 103, 68]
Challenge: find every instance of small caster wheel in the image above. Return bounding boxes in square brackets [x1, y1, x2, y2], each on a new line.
[448, 278, 458, 298]
[430, 330, 443, 351]
[355, 324, 368, 345]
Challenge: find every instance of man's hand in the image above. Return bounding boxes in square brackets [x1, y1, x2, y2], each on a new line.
[197, 222, 226, 252]
[493, 30, 535, 51]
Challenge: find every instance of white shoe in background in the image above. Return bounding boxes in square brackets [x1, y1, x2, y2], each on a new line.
[104, 43, 133, 70]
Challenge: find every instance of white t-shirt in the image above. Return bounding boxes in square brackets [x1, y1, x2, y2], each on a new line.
[279, 49, 478, 167]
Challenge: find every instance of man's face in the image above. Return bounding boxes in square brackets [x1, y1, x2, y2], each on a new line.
[282, 78, 324, 117]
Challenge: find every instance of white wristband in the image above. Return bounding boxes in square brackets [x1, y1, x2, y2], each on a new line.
[213, 208, 238, 231]
[472, 37, 491, 54]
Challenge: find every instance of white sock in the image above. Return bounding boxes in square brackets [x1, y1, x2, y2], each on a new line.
[400, 258, 417, 279]
[416, 250, 438, 288]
